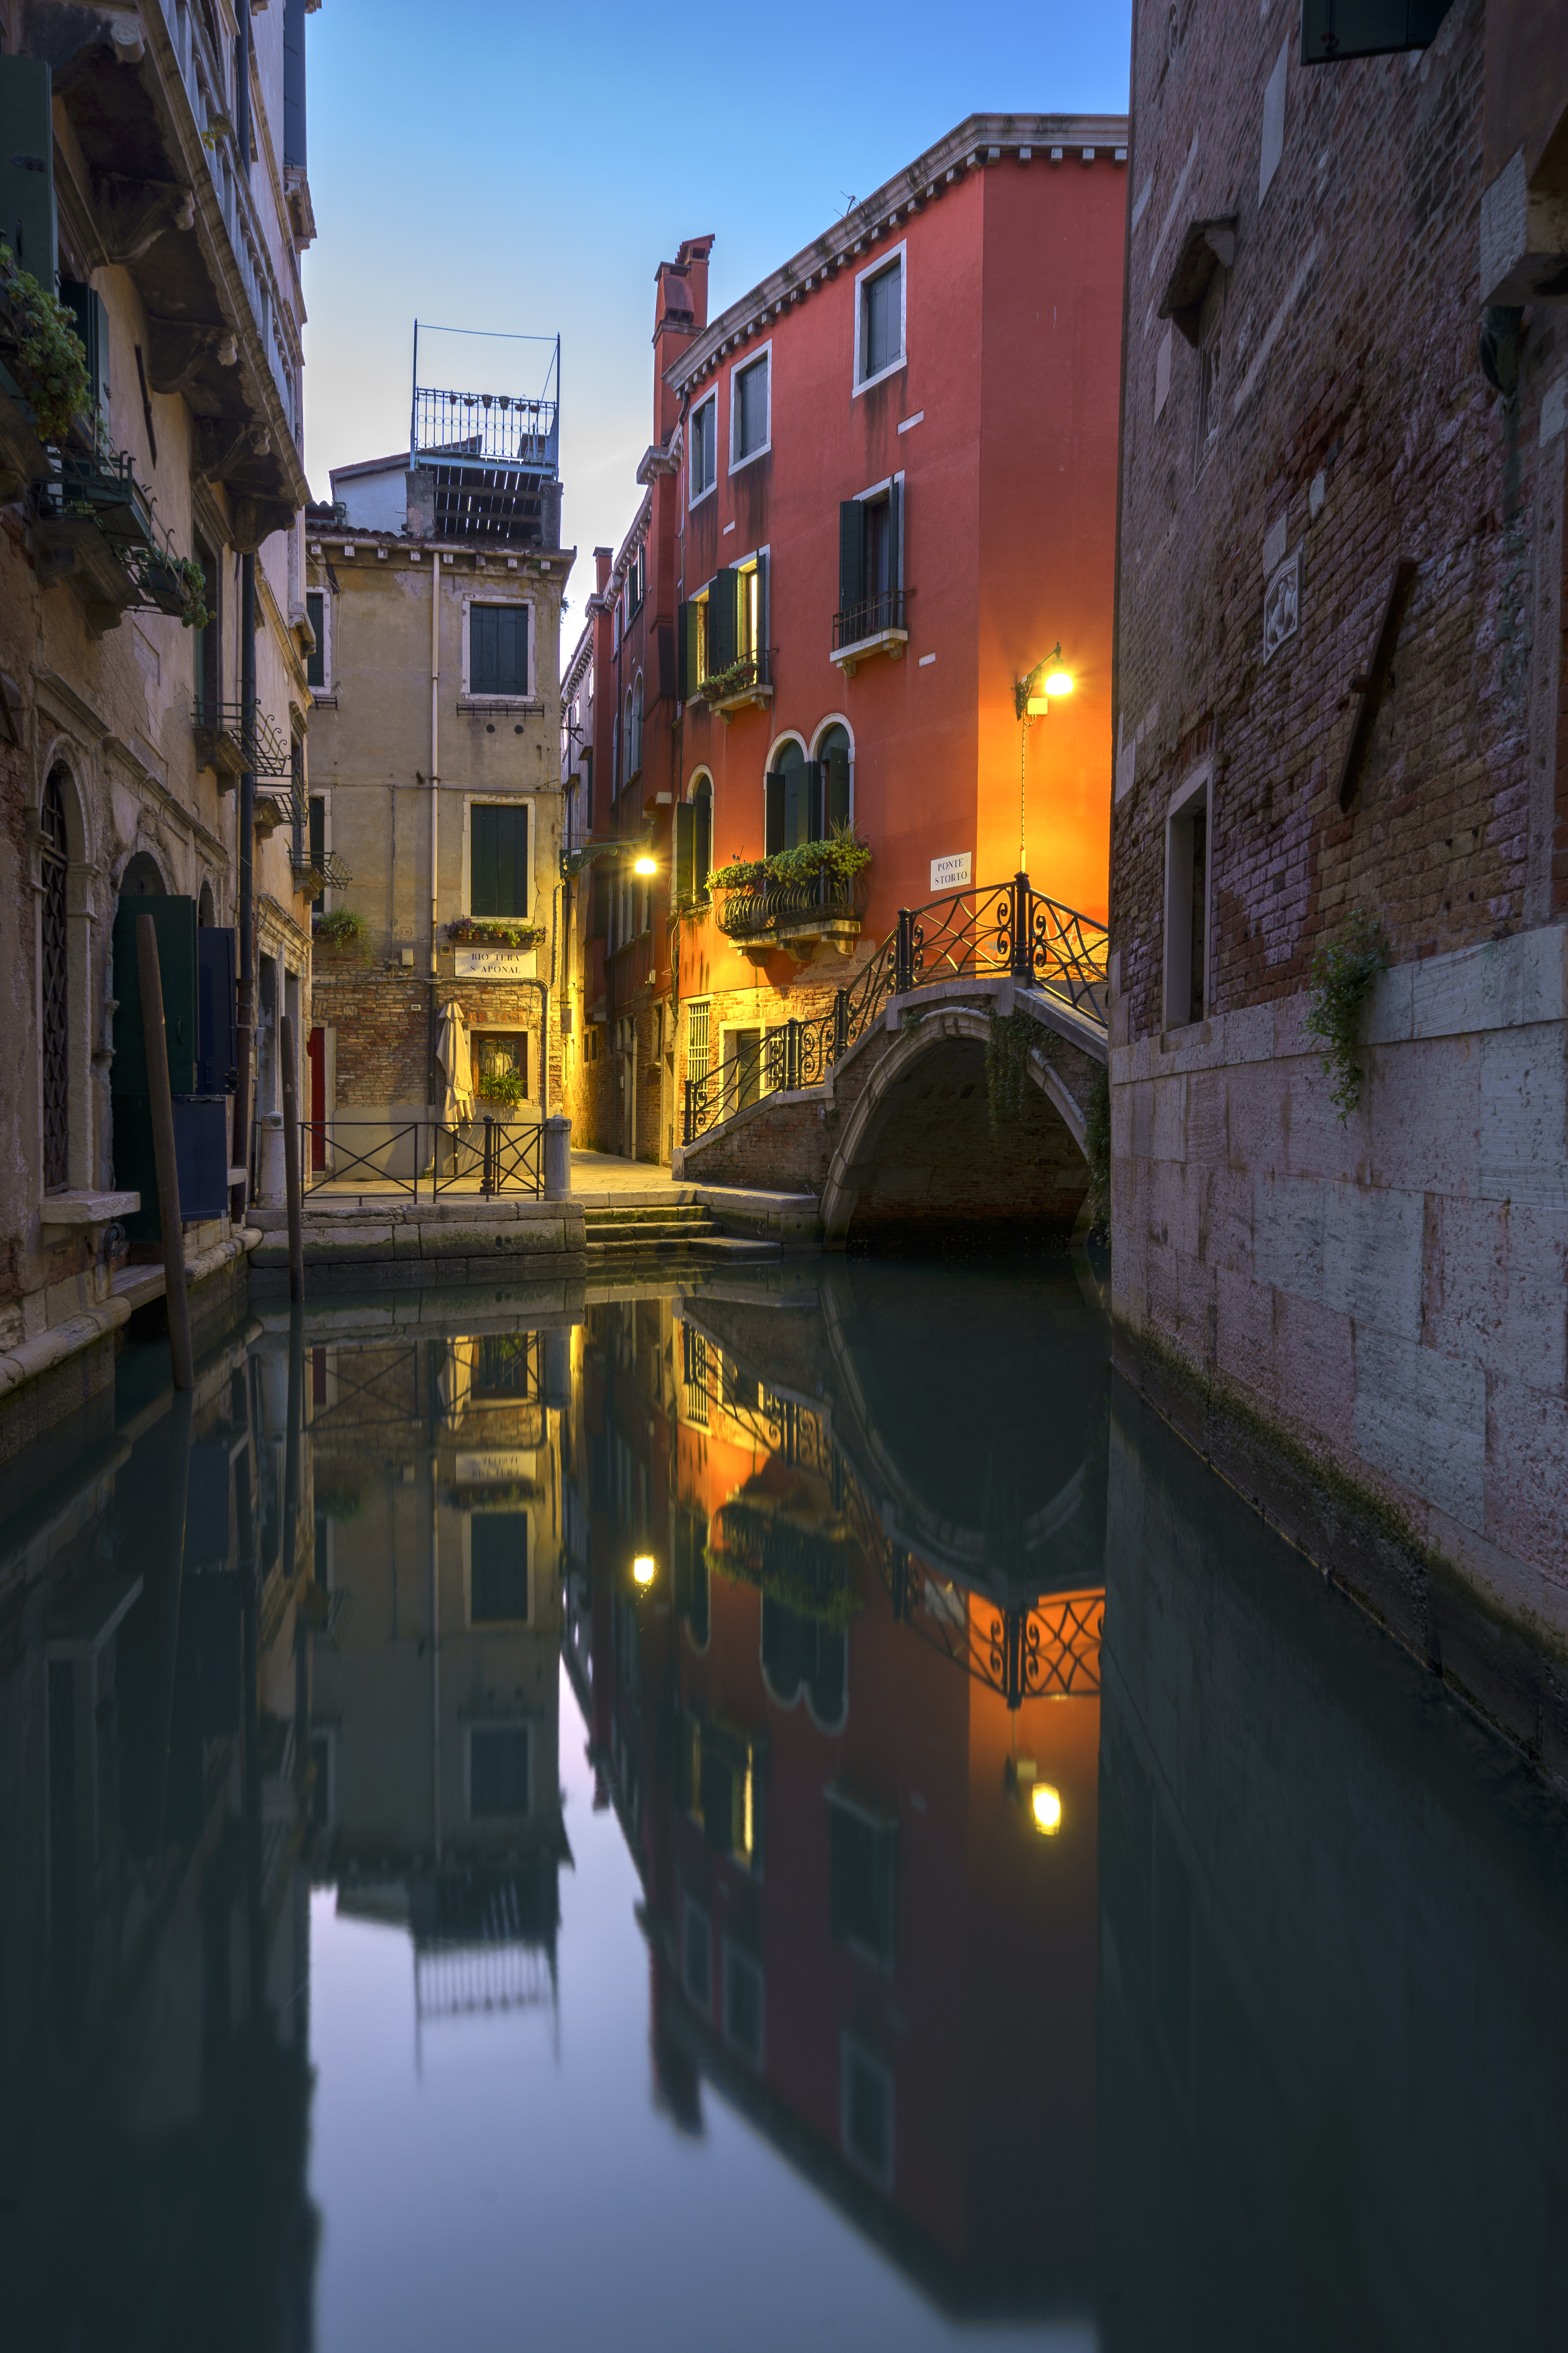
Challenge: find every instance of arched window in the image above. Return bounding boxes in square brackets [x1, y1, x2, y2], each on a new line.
[764, 737, 807, 856]
[815, 723, 853, 832]
[691, 774, 712, 899]
[120, 851, 166, 895]
[198, 879, 216, 927]
[40, 770, 69, 1192]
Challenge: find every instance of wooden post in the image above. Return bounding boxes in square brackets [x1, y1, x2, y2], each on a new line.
[136, 914, 194, 1390]
[280, 1011, 304, 1303]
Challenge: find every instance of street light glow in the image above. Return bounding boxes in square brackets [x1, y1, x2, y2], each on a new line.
[1032, 1782, 1063, 1835]
[634, 854, 657, 877]
[1043, 670, 1073, 697]
[632, 1554, 656, 1587]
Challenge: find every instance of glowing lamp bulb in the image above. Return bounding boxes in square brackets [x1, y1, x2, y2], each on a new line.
[633, 854, 657, 877]
[1042, 670, 1073, 697]
[632, 1555, 656, 1587]
[1031, 1782, 1063, 1836]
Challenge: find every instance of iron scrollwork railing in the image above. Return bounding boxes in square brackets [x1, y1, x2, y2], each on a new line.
[831, 588, 907, 649]
[716, 863, 868, 945]
[684, 871, 1107, 1145]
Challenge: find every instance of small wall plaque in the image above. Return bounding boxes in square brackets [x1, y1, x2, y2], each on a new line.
[454, 948, 535, 978]
[930, 852, 973, 890]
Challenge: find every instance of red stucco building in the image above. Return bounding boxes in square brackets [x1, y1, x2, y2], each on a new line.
[561, 111, 1127, 1164]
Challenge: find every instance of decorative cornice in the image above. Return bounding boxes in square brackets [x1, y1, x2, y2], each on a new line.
[665, 111, 1128, 395]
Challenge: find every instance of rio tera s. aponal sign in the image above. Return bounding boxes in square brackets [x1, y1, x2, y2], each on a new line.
[930, 852, 973, 891]
[454, 947, 535, 978]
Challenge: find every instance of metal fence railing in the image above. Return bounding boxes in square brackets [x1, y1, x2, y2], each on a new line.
[300, 1118, 543, 1199]
[683, 871, 1107, 1148]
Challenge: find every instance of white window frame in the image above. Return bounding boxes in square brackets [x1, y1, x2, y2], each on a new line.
[689, 389, 718, 508]
[307, 584, 333, 699]
[462, 1506, 533, 1628]
[853, 242, 908, 397]
[460, 593, 536, 703]
[1163, 761, 1214, 1032]
[464, 1720, 534, 1821]
[460, 793, 534, 921]
[729, 340, 773, 474]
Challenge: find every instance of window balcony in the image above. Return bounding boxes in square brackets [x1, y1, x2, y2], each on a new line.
[193, 699, 291, 785]
[830, 590, 909, 677]
[30, 449, 204, 636]
[716, 863, 868, 961]
[698, 647, 774, 723]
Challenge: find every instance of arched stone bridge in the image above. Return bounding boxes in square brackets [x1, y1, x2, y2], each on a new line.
[674, 875, 1108, 1245]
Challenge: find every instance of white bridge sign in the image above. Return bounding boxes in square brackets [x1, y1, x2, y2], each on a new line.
[930, 852, 973, 891]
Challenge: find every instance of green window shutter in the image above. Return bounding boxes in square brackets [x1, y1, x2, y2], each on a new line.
[677, 600, 691, 698]
[305, 591, 325, 688]
[764, 773, 784, 858]
[826, 748, 851, 830]
[0, 57, 57, 290]
[804, 760, 825, 843]
[472, 804, 498, 915]
[471, 604, 528, 696]
[497, 803, 527, 915]
[58, 282, 109, 419]
[886, 480, 901, 605]
[111, 895, 200, 1097]
[673, 803, 695, 904]
[695, 793, 711, 890]
[308, 795, 325, 869]
[756, 550, 769, 662]
[784, 763, 806, 851]
[839, 502, 864, 615]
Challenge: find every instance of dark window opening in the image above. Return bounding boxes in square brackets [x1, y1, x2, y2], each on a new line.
[470, 1727, 530, 1817]
[735, 354, 769, 460]
[860, 260, 903, 381]
[40, 770, 69, 1191]
[470, 1513, 530, 1623]
[829, 1799, 896, 1966]
[305, 589, 325, 689]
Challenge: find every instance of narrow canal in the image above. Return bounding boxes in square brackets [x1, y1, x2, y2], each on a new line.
[3, 1259, 1565, 2350]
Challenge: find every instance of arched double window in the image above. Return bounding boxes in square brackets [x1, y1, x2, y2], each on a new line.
[677, 772, 713, 905]
[40, 770, 69, 1192]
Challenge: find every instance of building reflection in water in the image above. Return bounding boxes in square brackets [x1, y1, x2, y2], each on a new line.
[568, 1261, 1109, 2324]
[3, 1260, 1567, 2349]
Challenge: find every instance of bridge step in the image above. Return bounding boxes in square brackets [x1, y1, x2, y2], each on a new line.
[582, 1200, 780, 1266]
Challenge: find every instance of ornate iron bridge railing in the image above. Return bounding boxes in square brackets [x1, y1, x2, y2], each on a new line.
[684, 869, 1107, 1144]
[677, 1323, 1102, 1708]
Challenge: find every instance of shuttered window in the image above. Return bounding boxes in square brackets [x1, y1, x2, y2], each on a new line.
[860, 258, 903, 382]
[733, 353, 770, 461]
[470, 602, 529, 696]
[470, 1726, 530, 1817]
[308, 795, 325, 869]
[470, 1514, 530, 1623]
[471, 802, 528, 916]
[690, 394, 717, 500]
[306, 592, 325, 688]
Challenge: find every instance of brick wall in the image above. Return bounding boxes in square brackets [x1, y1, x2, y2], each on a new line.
[312, 945, 564, 1112]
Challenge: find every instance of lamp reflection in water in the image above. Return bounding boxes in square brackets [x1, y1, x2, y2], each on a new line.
[632, 1554, 657, 1587]
[1031, 1783, 1063, 1836]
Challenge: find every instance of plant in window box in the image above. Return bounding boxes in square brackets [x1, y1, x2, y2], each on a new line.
[475, 1067, 528, 1110]
[710, 855, 768, 891]
[769, 827, 872, 889]
[0, 245, 89, 446]
[134, 546, 212, 629]
[314, 906, 367, 948]
[700, 655, 757, 702]
[446, 916, 544, 950]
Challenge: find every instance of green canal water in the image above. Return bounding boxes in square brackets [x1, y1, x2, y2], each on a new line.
[2, 1259, 1564, 2350]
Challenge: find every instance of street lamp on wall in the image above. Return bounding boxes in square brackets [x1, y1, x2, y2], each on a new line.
[1014, 643, 1073, 871]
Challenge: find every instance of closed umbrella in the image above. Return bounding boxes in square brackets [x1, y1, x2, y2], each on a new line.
[436, 1002, 474, 1128]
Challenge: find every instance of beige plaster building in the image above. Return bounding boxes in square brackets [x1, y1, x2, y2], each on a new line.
[0, 0, 319, 1456]
[305, 372, 573, 1172]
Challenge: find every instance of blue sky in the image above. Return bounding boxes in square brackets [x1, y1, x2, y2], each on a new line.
[299, 0, 1132, 619]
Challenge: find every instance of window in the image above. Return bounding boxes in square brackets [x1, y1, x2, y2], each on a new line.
[626, 673, 643, 783]
[469, 602, 529, 697]
[837, 483, 903, 644]
[764, 731, 849, 856]
[308, 792, 326, 877]
[470, 1726, 530, 1817]
[470, 801, 529, 916]
[470, 1513, 530, 1623]
[737, 557, 761, 660]
[841, 2038, 894, 2188]
[1196, 272, 1224, 460]
[1163, 769, 1211, 1029]
[683, 1898, 712, 2012]
[828, 1791, 896, 1967]
[686, 998, 710, 1085]
[725, 1944, 764, 2065]
[815, 724, 852, 830]
[690, 392, 717, 503]
[731, 348, 770, 468]
[626, 543, 645, 619]
[473, 1030, 529, 1102]
[675, 779, 712, 904]
[195, 540, 221, 717]
[855, 248, 905, 391]
[305, 588, 325, 690]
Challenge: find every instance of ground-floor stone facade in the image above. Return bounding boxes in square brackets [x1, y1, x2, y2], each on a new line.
[1109, 921, 1568, 1658]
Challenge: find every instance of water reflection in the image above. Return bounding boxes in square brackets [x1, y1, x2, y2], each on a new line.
[1, 1259, 1565, 2350]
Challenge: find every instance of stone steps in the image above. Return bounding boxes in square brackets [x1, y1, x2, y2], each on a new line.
[583, 1203, 780, 1265]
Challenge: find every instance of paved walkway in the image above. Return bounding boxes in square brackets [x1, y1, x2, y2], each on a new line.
[570, 1149, 694, 1202]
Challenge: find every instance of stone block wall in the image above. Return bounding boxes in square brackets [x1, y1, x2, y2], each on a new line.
[1109, 0, 1568, 1659]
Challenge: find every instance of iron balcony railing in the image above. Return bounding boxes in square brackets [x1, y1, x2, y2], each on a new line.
[684, 871, 1108, 1146]
[832, 588, 907, 651]
[413, 387, 560, 471]
[192, 699, 292, 778]
[716, 863, 868, 943]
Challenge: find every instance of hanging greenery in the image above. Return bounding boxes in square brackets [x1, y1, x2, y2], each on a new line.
[0, 244, 89, 444]
[1305, 907, 1390, 1120]
[446, 914, 544, 949]
[476, 1067, 527, 1107]
[985, 1008, 1036, 1135]
[770, 826, 873, 888]
[315, 906, 366, 945]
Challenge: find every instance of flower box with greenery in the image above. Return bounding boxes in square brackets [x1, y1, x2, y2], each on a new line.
[0, 247, 89, 445]
[709, 854, 769, 892]
[314, 907, 367, 948]
[446, 916, 545, 950]
[474, 1067, 528, 1111]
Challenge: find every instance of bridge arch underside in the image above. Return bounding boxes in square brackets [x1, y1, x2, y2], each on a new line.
[823, 1015, 1089, 1248]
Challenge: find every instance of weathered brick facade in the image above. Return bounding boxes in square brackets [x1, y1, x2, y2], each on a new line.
[1110, 0, 1568, 1659]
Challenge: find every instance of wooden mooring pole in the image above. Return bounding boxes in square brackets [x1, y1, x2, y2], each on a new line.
[136, 914, 194, 1390]
[280, 1012, 304, 1303]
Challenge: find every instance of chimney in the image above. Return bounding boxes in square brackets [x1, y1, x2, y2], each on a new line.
[676, 235, 714, 334]
[594, 545, 612, 596]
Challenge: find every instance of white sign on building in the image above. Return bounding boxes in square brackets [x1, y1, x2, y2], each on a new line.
[930, 852, 973, 891]
[454, 1451, 538, 1483]
[454, 949, 536, 978]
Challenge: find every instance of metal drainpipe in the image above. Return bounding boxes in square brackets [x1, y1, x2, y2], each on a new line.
[232, 551, 257, 1221]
